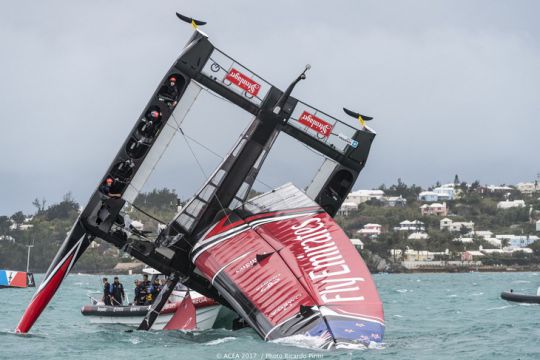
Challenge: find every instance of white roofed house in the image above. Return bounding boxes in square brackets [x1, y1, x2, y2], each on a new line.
[345, 189, 385, 205]
[461, 251, 485, 261]
[420, 202, 448, 217]
[337, 202, 358, 216]
[440, 218, 474, 232]
[433, 186, 455, 200]
[495, 234, 539, 248]
[408, 232, 429, 240]
[350, 238, 364, 249]
[516, 182, 539, 195]
[380, 195, 407, 207]
[418, 191, 439, 202]
[357, 223, 382, 238]
[497, 200, 525, 209]
[394, 220, 425, 232]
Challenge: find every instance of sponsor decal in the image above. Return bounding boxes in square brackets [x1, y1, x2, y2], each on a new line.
[290, 217, 366, 303]
[225, 68, 261, 96]
[270, 294, 301, 317]
[234, 257, 257, 275]
[298, 111, 333, 138]
[337, 133, 359, 148]
[255, 274, 281, 294]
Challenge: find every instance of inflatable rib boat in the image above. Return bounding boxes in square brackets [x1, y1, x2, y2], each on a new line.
[500, 291, 540, 304]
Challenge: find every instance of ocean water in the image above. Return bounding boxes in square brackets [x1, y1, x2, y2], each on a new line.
[1, 272, 540, 360]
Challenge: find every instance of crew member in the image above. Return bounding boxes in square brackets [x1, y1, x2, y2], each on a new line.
[102, 277, 112, 306]
[142, 274, 151, 287]
[96, 178, 122, 225]
[111, 277, 125, 306]
[135, 279, 147, 305]
[99, 178, 121, 199]
[152, 278, 162, 300]
[159, 76, 179, 107]
[139, 110, 162, 138]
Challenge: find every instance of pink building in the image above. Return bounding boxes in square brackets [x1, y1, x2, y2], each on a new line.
[420, 202, 448, 217]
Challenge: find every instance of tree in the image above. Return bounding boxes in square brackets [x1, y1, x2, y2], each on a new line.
[32, 198, 47, 214]
[0, 216, 10, 235]
[10, 211, 25, 228]
[43, 193, 79, 220]
[454, 174, 460, 185]
[459, 224, 470, 236]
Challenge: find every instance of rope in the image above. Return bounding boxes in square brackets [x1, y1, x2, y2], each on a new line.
[127, 201, 166, 225]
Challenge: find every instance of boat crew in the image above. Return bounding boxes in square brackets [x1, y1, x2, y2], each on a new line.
[158, 76, 179, 107]
[96, 178, 122, 225]
[111, 277, 125, 306]
[99, 178, 121, 199]
[102, 278, 112, 306]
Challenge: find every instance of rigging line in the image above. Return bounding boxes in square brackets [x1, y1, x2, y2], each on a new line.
[170, 113, 230, 218]
[128, 200, 167, 225]
[163, 120, 276, 194]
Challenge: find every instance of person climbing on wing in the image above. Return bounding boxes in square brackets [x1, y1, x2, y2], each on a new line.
[96, 178, 121, 225]
[102, 277, 112, 306]
[139, 110, 162, 138]
[99, 178, 121, 199]
[111, 277, 125, 306]
[158, 76, 179, 108]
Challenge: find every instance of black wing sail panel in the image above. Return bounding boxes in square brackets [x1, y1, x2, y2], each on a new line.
[16, 30, 213, 334]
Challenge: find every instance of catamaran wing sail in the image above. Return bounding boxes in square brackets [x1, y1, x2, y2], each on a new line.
[16, 30, 209, 334]
[191, 184, 384, 349]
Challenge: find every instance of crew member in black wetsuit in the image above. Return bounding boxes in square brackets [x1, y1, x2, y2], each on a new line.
[159, 76, 179, 107]
[102, 277, 112, 306]
[137, 281, 148, 305]
[96, 178, 121, 225]
[151, 278, 162, 300]
[138, 110, 162, 139]
[134, 280, 142, 305]
[111, 277, 125, 306]
[99, 178, 121, 199]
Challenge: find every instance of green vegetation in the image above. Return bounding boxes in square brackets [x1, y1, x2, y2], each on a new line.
[336, 179, 540, 270]
[0, 189, 180, 273]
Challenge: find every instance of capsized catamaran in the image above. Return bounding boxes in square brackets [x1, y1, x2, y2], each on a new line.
[17, 13, 383, 349]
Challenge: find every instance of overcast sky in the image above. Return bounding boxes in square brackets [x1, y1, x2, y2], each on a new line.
[1, 0, 540, 215]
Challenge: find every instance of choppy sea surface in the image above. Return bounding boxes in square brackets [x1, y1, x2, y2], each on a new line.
[1, 272, 540, 359]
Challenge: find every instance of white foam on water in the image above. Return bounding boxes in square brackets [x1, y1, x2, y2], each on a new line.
[512, 280, 531, 284]
[396, 289, 408, 293]
[129, 337, 141, 345]
[204, 337, 236, 346]
[485, 305, 515, 311]
[271, 334, 327, 350]
[471, 292, 484, 296]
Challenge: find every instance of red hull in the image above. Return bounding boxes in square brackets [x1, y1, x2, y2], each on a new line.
[192, 185, 384, 348]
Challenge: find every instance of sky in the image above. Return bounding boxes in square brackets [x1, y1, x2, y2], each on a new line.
[1, 0, 540, 215]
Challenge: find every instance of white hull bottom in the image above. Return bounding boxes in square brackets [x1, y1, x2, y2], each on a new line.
[87, 305, 221, 330]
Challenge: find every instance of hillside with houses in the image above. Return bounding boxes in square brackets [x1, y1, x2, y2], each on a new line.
[336, 177, 540, 272]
